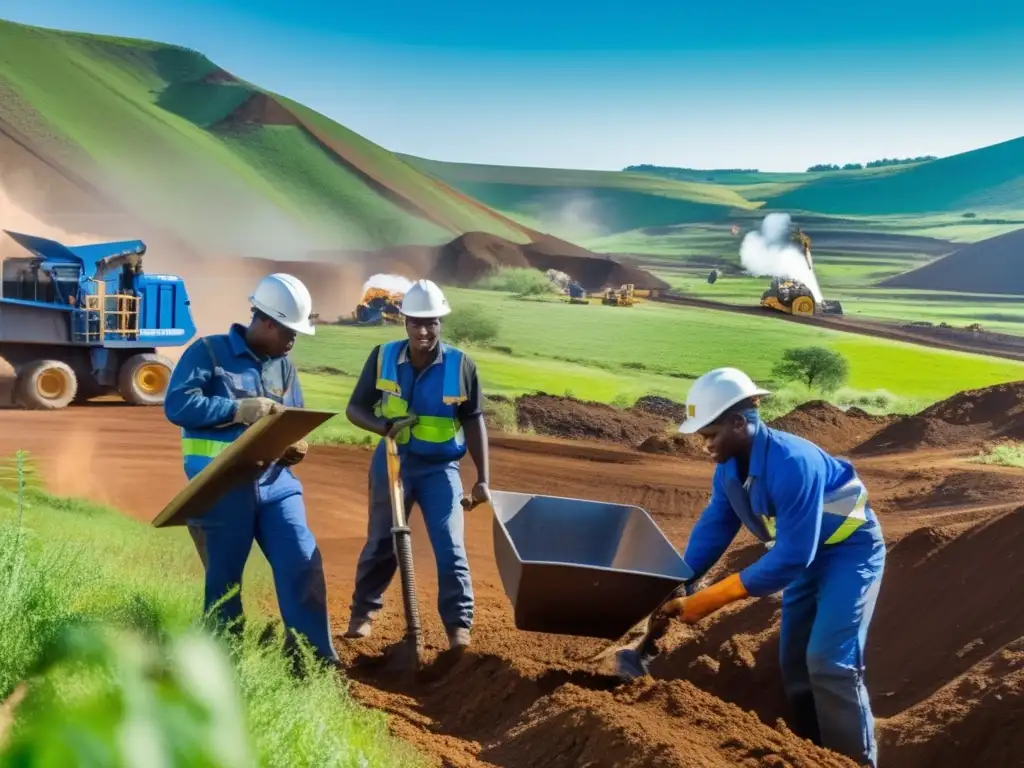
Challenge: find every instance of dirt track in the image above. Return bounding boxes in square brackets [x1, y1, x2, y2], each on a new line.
[1, 405, 1021, 767]
[654, 293, 1024, 362]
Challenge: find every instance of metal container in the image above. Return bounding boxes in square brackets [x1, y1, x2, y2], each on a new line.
[491, 490, 693, 639]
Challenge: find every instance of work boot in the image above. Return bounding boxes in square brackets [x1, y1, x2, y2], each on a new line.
[447, 627, 471, 650]
[344, 615, 372, 639]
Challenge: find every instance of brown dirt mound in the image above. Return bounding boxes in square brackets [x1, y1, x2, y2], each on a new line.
[637, 433, 709, 460]
[854, 380, 1024, 454]
[516, 394, 669, 448]
[216, 92, 300, 127]
[481, 680, 856, 767]
[630, 395, 688, 422]
[768, 400, 896, 454]
[892, 470, 1024, 510]
[881, 227, 1024, 296]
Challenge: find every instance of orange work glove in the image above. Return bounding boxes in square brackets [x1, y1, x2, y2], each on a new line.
[656, 572, 749, 625]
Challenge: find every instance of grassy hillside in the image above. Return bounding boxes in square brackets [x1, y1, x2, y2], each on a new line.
[0, 19, 530, 252]
[401, 154, 760, 239]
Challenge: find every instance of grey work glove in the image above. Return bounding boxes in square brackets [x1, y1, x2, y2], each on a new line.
[233, 397, 282, 425]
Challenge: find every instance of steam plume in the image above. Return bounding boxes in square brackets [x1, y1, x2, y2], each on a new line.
[739, 213, 823, 302]
[363, 273, 412, 295]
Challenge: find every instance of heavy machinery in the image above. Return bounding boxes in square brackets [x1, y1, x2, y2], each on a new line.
[353, 287, 403, 325]
[601, 283, 636, 307]
[759, 229, 844, 316]
[0, 229, 196, 409]
[566, 280, 590, 305]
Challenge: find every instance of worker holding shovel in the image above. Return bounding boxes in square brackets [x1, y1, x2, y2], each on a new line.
[615, 367, 885, 768]
[344, 279, 491, 650]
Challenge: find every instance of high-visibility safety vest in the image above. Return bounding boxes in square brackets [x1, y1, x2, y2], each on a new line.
[723, 473, 871, 549]
[373, 339, 469, 462]
[177, 330, 297, 481]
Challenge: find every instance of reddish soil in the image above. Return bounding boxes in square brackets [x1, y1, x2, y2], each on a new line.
[215, 93, 301, 127]
[854, 381, 1024, 455]
[882, 227, 1024, 296]
[515, 393, 671, 448]
[0, 399, 1020, 768]
[768, 400, 896, 455]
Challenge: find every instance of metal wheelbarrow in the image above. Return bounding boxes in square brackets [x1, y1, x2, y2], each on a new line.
[489, 490, 694, 641]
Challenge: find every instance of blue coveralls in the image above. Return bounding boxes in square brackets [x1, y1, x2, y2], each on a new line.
[163, 323, 338, 662]
[349, 339, 474, 632]
[684, 420, 885, 768]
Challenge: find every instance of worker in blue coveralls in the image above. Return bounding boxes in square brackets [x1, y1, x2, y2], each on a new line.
[615, 367, 885, 768]
[343, 278, 491, 650]
[164, 272, 339, 668]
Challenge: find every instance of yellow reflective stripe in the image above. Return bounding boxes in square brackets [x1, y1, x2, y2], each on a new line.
[824, 516, 866, 545]
[762, 516, 777, 539]
[376, 378, 401, 395]
[181, 438, 232, 458]
[411, 415, 461, 443]
[379, 393, 409, 419]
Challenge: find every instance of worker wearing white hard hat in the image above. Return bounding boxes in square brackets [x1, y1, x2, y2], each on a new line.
[615, 366, 885, 768]
[344, 278, 491, 650]
[164, 272, 339, 667]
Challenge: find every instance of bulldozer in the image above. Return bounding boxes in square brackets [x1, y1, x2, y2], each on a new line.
[353, 287, 403, 325]
[601, 284, 636, 307]
[759, 229, 843, 316]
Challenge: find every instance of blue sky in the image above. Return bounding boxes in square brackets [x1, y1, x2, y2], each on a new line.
[4, 1, 1024, 171]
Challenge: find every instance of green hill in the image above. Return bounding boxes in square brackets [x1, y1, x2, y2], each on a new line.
[0, 19, 533, 253]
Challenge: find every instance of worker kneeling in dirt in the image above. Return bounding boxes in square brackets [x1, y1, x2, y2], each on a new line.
[344, 279, 491, 650]
[620, 367, 885, 768]
[164, 273, 339, 667]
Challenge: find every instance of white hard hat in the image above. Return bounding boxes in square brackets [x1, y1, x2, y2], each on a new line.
[249, 273, 315, 335]
[400, 279, 451, 318]
[678, 367, 770, 434]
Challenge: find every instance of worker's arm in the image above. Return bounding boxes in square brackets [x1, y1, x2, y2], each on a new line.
[738, 453, 825, 597]
[458, 358, 490, 505]
[285, 360, 305, 409]
[163, 339, 238, 429]
[681, 467, 742, 583]
[345, 347, 394, 437]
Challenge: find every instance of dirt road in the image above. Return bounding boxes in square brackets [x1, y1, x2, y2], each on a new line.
[0, 405, 1020, 767]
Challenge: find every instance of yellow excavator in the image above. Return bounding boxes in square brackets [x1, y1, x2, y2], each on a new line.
[759, 230, 843, 316]
[602, 284, 636, 307]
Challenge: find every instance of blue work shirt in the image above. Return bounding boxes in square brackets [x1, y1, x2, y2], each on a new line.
[683, 420, 882, 597]
[163, 322, 304, 502]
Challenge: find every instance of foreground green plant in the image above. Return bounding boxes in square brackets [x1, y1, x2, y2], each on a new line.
[0, 454, 423, 768]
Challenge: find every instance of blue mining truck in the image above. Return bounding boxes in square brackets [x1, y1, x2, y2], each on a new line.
[0, 229, 196, 410]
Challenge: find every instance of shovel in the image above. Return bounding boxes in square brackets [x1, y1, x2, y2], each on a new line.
[589, 581, 695, 681]
[384, 434, 424, 670]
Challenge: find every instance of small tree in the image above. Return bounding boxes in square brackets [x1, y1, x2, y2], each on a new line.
[772, 346, 849, 394]
[444, 304, 499, 346]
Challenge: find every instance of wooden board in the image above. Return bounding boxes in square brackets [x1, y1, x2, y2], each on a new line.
[151, 408, 339, 528]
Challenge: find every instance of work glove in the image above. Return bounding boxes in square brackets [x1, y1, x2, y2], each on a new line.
[385, 414, 418, 440]
[461, 481, 491, 511]
[278, 439, 308, 467]
[233, 397, 282, 426]
[654, 572, 749, 626]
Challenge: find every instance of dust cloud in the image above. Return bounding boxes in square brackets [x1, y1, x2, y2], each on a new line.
[739, 212, 823, 302]
[539, 192, 608, 241]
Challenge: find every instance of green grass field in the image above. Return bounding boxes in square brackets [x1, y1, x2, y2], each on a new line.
[0, 452, 424, 766]
[291, 286, 1024, 445]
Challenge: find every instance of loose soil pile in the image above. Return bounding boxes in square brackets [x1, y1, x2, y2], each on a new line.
[516, 393, 670, 448]
[636, 434, 709, 460]
[767, 400, 895, 454]
[630, 395, 689, 422]
[854, 380, 1024, 454]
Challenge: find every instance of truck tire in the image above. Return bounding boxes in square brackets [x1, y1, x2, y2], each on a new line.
[119, 352, 174, 406]
[17, 360, 79, 410]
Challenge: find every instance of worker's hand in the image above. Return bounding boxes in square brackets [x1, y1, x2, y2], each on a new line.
[385, 414, 418, 439]
[461, 481, 491, 511]
[233, 397, 282, 425]
[653, 573, 749, 626]
[278, 439, 308, 467]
